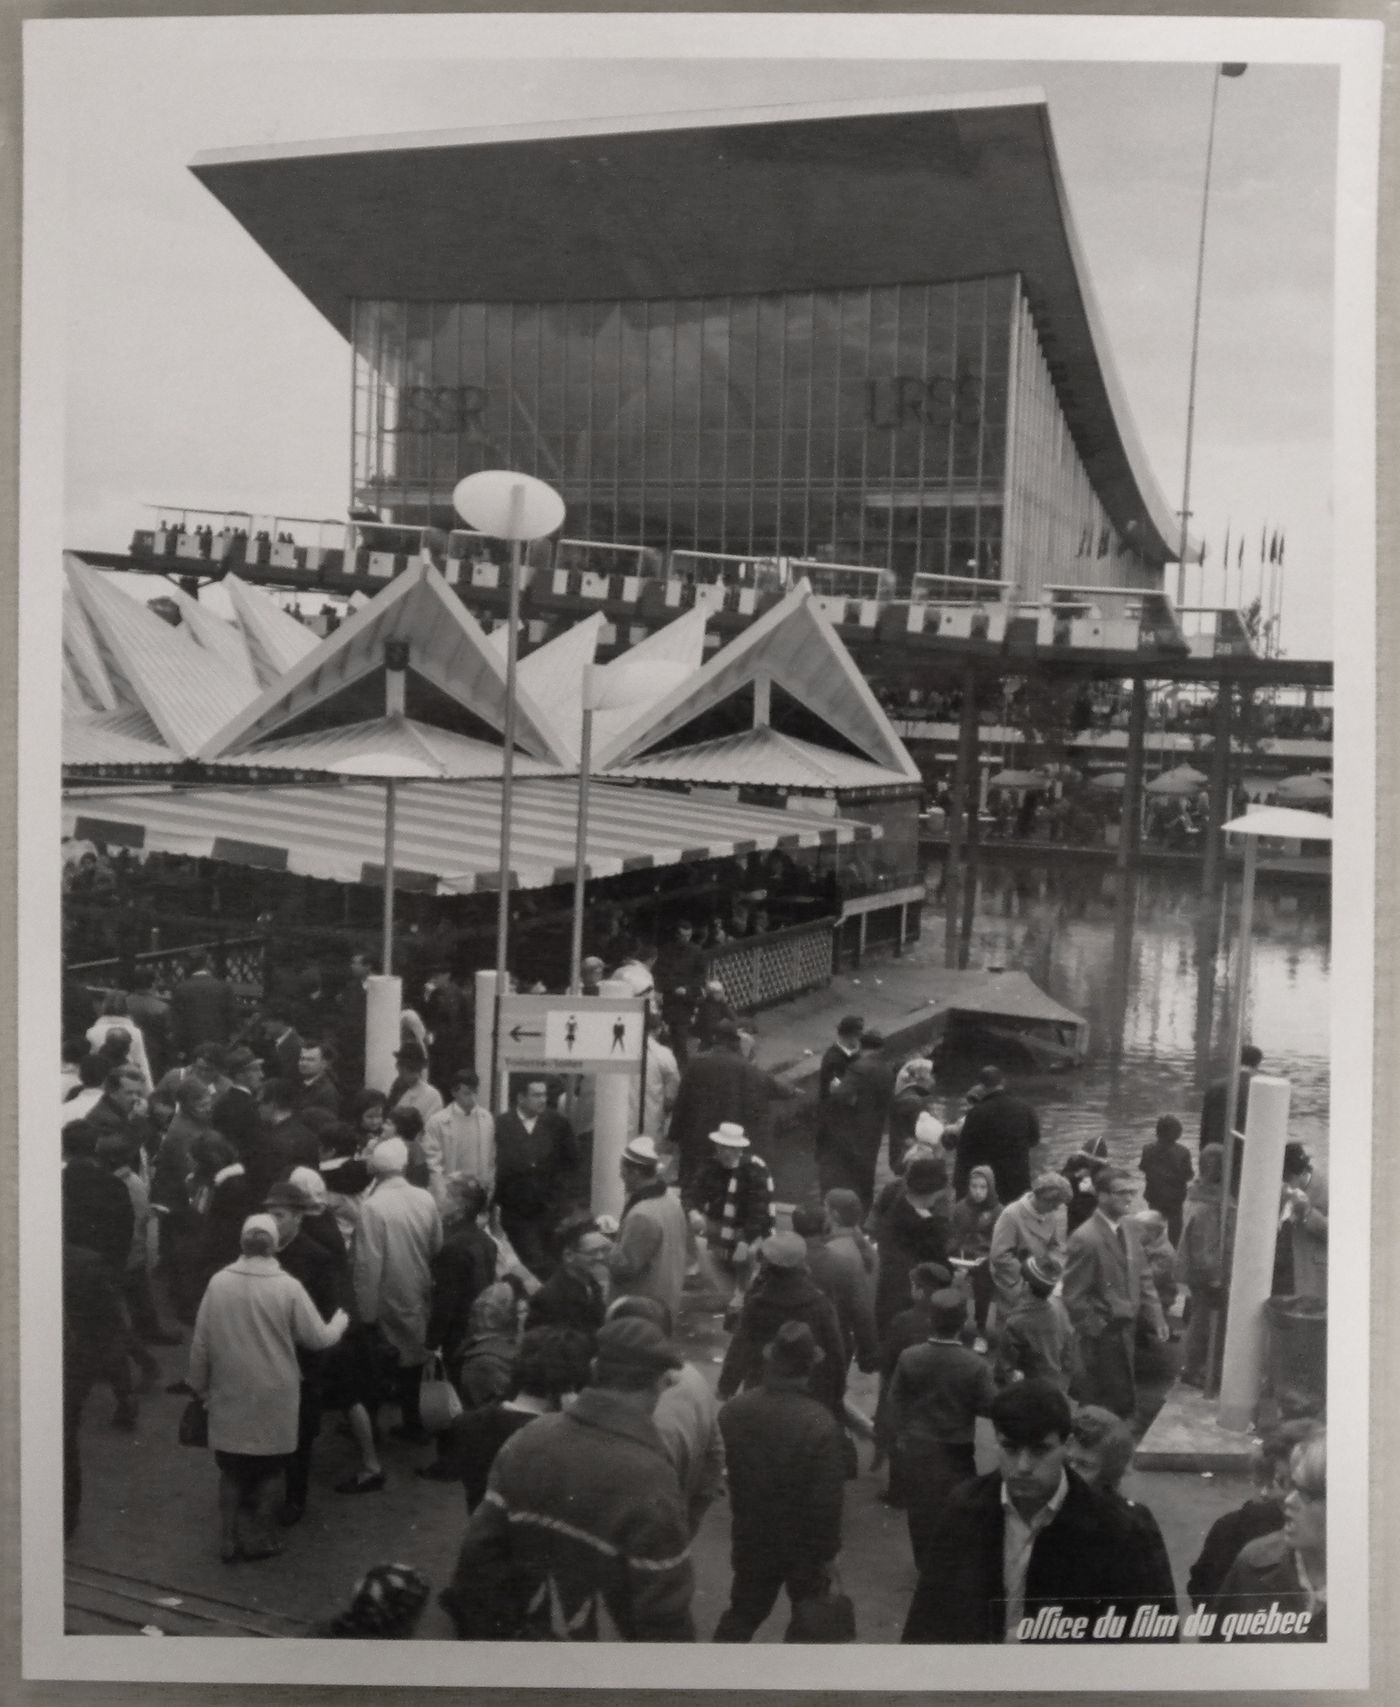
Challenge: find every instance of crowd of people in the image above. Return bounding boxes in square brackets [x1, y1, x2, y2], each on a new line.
[60, 943, 1328, 1644]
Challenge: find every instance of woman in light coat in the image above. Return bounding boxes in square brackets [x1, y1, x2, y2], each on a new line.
[87, 992, 153, 1092]
[188, 1214, 347, 1562]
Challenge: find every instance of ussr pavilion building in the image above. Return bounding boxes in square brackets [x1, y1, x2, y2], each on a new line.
[189, 88, 1187, 600]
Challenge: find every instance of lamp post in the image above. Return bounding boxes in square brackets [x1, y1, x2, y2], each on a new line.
[1176, 63, 1247, 606]
[452, 471, 565, 1087]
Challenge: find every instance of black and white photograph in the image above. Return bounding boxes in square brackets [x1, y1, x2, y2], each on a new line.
[17, 10, 1380, 1691]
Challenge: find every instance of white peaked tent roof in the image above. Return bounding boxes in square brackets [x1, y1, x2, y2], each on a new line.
[513, 611, 606, 761]
[221, 573, 321, 686]
[214, 713, 560, 780]
[607, 724, 920, 790]
[594, 582, 921, 782]
[64, 707, 180, 768]
[198, 559, 571, 765]
[63, 584, 119, 713]
[161, 581, 261, 700]
[63, 557, 256, 758]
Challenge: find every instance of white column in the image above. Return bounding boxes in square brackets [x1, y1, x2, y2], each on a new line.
[1217, 1074, 1292, 1432]
[474, 969, 500, 1109]
[590, 978, 638, 1221]
[363, 974, 402, 1096]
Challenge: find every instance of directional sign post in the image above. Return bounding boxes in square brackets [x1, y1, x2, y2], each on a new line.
[496, 993, 647, 1076]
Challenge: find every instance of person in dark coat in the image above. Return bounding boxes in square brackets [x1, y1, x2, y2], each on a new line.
[818, 1014, 865, 1100]
[422, 969, 473, 1093]
[1138, 1115, 1194, 1247]
[871, 1155, 954, 1334]
[654, 920, 709, 1066]
[1063, 1168, 1168, 1422]
[1187, 1422, 1314, 1607]
[816, 1032, 895, 1209]
[1061, 1135, 1109, 1232]
[524, 1215, 611, 1338]
[714, 1321, 846, 1642]
[83, 1070, 143, 1148]
[63, 1242, 127, 1537]
[953, 1066, 1041, 1202]
[169, 952, 239, 1058]
[887, 1059, 939, 1173]
[792, 1203, 878, 1375]
[1207, 1428, 1326, 1642]
[449, 1326, 593, 1512]
[493, 1078, 580, 1278]
[211, 1046, 265, 1157]
[264, 1177, 350, 1525]
[873, 1260, 953, 1502]
[667, 1022, 797, 1191]
[717, 1232, 847, 1424]
[1199, 1044, 1262, 1150]
[246, 1078, 322, 1201]
[425, 1176, 499, 1378]
[690, 980, 739, 1054]
[125, 968, 172, 1084]
[197, 1145, 259, 1290]
[887, 1288, 997, 1572]
[1066, 1405, 1178, 1620]
[442, 1316, 695, 1642]
[62, 1118, 135, 1278]
[902, 1380, 1176, 1644]
[292, 1042, 342, 1118]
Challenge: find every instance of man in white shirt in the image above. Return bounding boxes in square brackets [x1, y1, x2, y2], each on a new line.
[421, 1069, 496, 1204]
[612, 942, 659, 1012]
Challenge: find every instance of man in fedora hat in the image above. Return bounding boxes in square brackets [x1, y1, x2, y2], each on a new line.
[718, 1232, 847, 1424]
[667, 1021, 797, 1191]
[714, 1321, 846, 1642]
[609, 1136, 689, 1325]
[388, 1040, 444, 1126]
[683, 1125, 775, 1286]
[443, 1316, 694, 1642]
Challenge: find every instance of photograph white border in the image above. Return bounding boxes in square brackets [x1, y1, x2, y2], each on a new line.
[17, 9, 1381, 1691]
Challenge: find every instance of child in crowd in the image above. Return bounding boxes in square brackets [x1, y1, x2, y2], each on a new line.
[1131, 1207, 1179, 1323]
[1186, 1420, 1321, 1607]
[1138, 1114, 1194, 1247]
[948, 1164, 1000, 1352]
[994, 1253, 1075, 1392]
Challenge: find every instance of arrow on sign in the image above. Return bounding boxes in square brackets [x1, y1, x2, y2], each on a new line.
[509, 1025, 543, 1043]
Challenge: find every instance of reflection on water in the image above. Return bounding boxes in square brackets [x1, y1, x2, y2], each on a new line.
[925, 859, 1331, 1171]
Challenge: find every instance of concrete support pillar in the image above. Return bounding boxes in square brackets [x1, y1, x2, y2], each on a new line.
[1118, 677, 1148, 870]
[364, 974, 402, 1096]
[1202, 683, 1233, 892]
[590, 979, 638, 1222]
[944, 666, 979, 970]
[474, 969, 501, 1109]
[1217, 1074, 1292, 1433]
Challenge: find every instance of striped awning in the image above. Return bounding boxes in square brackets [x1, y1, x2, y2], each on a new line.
[62, 778, 878, 894]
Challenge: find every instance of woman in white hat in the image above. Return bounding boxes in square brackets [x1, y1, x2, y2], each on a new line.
[187, 1214, 348, 1562]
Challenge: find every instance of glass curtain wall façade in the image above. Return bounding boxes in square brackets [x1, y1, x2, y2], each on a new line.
[351, 277, 1013, 590]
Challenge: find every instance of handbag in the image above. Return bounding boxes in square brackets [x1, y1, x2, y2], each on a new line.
[418, 1352, 464, 1435]
[177, 1395, 208, 1448]
[787, 1571, 856, 1644]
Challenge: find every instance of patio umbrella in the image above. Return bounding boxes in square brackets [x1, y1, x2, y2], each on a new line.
[1087, 769, 1127, 790]
[1274, 772, 1332, 803]
[1146, 763, 1208, 796]
[987, 768, 1046, 790]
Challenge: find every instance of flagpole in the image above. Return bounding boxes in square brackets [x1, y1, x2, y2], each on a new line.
[569, 667, 595, 996]
[1177, 65, 1245, 607]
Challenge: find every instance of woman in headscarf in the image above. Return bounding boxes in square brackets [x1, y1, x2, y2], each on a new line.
[187, 1214, 348, 1561]
[87, 992, 153, 1092]
[455, 1281, 521, 1411]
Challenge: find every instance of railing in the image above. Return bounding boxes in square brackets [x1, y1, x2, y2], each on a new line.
[703, 916, 836, 1014]
[71, 935, 267, 998]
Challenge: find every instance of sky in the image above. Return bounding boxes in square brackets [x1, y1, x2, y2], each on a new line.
[45, 22, 1344, 657]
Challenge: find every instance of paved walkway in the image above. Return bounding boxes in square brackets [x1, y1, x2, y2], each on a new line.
[66, 1319, 1242, 1643]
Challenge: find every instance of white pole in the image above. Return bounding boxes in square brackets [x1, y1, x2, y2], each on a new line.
[493, 484, 526, 1093]
[381, 776, 398, 977]
[590, 978, 638, 1221]
[474, 969, 501, 1111]
[1219, 832, 1257, 1226]
[1176, 69, 1224, 607]
[363, 974, 402, 1095]
[569, 673, 595, 996]
[1217, 1074, 1292, 1432]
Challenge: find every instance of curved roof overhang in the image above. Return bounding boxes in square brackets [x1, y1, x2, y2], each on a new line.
[191, 89, 1184, 563]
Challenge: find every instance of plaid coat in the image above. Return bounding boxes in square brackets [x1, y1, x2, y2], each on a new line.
[685, 1153, 774, 1253]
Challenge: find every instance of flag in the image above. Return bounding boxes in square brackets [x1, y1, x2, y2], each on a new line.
[1269, 531, 1279, 564]
[1260, 526, 1267, 564]
[1278, 531, 1286, 566]
[1200, 539, 1209, 567]
[1077, 526, 1089, 558]
[1222, 524, 1231, 567]
[1098, 526, 1109, 558]
[1237, 537, 1244, 569]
